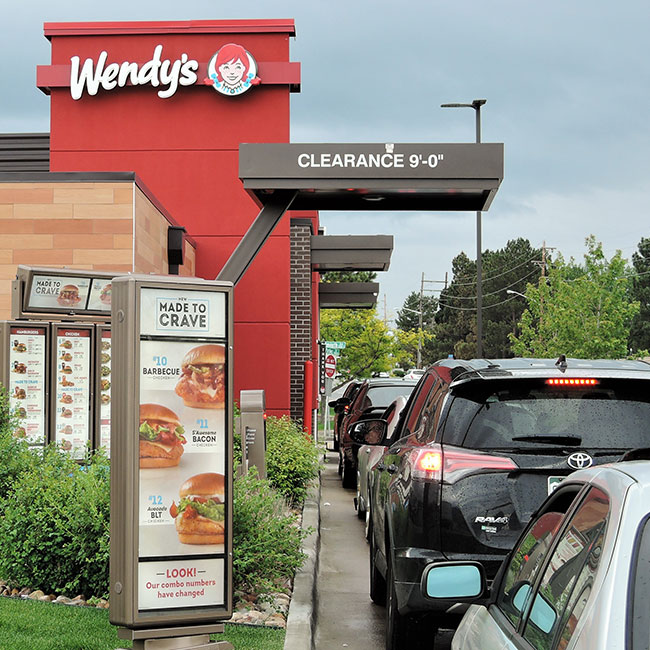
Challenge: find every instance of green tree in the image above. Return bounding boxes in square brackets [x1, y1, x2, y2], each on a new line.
[391, 328, 435, 370]
[510, 236, 639, 359]
[430, 239, 542, 360]
[320, 308, 393, 379]
[628, 237, 650, 354]
[395, 291, 437, 331]
[321, 271, 377, 283]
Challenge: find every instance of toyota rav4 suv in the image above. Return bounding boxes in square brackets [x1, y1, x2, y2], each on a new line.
[362, 357, 650, 650]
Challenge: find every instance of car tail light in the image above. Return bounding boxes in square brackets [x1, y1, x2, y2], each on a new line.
[413, 444, 518, 482]
[545, 378, 599, 386]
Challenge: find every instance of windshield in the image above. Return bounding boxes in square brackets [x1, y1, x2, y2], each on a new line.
[444, 378, 650, 450]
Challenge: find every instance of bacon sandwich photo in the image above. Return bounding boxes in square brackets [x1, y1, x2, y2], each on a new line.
[57, 285, 82, 307]
[175, 344, 225, 409]
[139, 403, 186, 468]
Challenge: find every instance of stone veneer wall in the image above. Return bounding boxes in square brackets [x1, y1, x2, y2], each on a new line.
[290, 219, 313, 421]
[0, 178, 196, 320]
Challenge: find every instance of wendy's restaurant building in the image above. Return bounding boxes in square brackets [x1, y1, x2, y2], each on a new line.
[0, 19, 396, 428]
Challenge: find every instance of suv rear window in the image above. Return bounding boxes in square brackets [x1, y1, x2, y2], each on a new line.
[364, 385, 414, 409]
[443, 378, 650, 450]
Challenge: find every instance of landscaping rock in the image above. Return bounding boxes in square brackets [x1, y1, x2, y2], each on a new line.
[28, 590, 45, 600]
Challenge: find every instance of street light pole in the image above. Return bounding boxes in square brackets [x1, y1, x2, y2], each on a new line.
[441, 99, 487, 358]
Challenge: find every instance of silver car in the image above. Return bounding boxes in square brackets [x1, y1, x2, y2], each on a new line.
[354, 395, 409, 533]
[421, 458, 650, 650]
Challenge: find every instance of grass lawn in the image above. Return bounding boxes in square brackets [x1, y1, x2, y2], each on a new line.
[0, 597, 285, 650]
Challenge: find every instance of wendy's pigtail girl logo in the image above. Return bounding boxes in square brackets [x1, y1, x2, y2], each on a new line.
[205, 43, 261, 96]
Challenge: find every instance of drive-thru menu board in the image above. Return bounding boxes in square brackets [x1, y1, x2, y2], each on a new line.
[53, 325, 93, 459]
[97, 327, 112, 452]
[4, 324, 48, 444]
[110, 276, 233, 631]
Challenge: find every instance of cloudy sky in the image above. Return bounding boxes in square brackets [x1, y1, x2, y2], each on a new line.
[2, 1, 649, 321]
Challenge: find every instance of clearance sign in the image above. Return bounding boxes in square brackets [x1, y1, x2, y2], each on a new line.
[110, 275, 233, 634]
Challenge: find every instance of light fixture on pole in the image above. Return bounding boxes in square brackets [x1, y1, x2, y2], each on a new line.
[506, 289, 527, 299]
[441, 99, 487, 358]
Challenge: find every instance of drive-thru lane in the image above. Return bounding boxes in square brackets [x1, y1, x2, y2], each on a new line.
[313, 451, 453, 650]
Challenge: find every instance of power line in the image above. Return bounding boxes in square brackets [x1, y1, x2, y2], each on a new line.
[440, 268, 540, 301]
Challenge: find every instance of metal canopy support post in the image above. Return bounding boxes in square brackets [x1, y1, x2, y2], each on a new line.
[216, 189, 297, 285]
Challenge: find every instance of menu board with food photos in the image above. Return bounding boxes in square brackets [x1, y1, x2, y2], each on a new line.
[53, 326, 93, 459]
[27, 274, 92, 312]
[7, 325, 48, 445]
[137, 287, 228, 611]
[97, 328, 112, 452]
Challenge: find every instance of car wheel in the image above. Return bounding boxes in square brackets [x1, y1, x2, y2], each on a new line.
[342, 456, 356, 489]
[337, 451, 343, 476]
[385, 554, 433, 650]
[332, 434, 340, 452]
[369, 521, 386, 605]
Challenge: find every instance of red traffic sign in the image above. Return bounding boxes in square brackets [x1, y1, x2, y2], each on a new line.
[324, 353, 337, 378]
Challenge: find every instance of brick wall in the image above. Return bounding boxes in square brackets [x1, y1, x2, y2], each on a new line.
[290, 219, 313, 421]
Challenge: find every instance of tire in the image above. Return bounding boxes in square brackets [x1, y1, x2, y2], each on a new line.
[342, 456, 356, 489]
[356, 480, 366, 520]
[337, 452, 343, 476]
[369, 521, 386, 605]
[385, 554, 433, 650]
[364, 504, 371, 541]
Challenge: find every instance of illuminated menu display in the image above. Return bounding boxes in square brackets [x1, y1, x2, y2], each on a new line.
[24, 273, 113, 314]
[54, 327, 92, 459]
[137, 287, 227, 611]
[8, 326, 47, 445]
[98, 329, 112, 452]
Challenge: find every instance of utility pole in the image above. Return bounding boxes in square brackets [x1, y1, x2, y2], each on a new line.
[417, 273, 424, 368]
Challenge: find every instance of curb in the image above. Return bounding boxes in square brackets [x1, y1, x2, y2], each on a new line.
[283, 476, 321, 650]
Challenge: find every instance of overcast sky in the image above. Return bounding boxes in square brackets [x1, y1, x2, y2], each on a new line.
[2, 0, 649, 321]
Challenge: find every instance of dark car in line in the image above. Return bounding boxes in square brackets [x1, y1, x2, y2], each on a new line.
[338, 378, 418, 489]
[328, 380, 362, 451]
[364, 357, 650, 650]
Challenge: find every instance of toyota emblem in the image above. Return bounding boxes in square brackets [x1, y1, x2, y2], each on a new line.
[567, 452, 593, 470]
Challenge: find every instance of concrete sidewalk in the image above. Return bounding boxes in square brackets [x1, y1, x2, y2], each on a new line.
[284, 451, 384, 650]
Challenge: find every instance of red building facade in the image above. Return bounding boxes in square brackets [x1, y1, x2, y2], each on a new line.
[37, 20, 315, 417]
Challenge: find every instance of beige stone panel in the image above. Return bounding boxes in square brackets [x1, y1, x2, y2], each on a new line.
[53, 187, 116, 204]
[0, 219, 34, 234]
[93, 219, 133, 234]
[3, 234, 54, 249]
[14, 204, 74, 219]
[113, 234, 135, 249]
[0, 293, 10, 320]
[34, 219, 93, 234]
[0, 250, 12, 264]
[13, 249, 73, 265]
[0, 188, 53, 204]
[74, 249, 132, 265]
[73, 204, 131, 219]
[0, 204, 14, 218]
[94, 264, 133, 272]
[53, 234, 114, 249]
[0, 263, 19, 279]
[113, 187, 134, 204]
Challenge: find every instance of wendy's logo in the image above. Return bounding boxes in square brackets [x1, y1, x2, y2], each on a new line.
[205, 43, 261, 96]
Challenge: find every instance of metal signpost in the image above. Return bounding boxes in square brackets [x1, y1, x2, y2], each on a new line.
[110, 275, 233, 649]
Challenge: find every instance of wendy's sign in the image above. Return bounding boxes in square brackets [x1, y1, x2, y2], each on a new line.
[68, 43, 260, 100]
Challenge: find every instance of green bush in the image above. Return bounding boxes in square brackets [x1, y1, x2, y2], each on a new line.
[266, 415, 320, 506]
[232, 469, 307, 595]
[0, 446, 111, 598]
[0, 386, 38, 500]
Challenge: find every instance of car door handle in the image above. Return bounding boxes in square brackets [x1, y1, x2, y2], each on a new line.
[386, 464, 398, 474]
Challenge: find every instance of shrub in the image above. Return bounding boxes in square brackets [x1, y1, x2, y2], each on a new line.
[266, 415, 320, 506]
[0, 386, 38, 500]
[232, 469, 307, 595]
[0, 447, 111, 598]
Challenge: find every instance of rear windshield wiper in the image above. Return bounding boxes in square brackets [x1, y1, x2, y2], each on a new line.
[511, 434, 583, 446]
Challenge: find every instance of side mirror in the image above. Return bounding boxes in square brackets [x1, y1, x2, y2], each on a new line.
[421, 561, 486, 600]
[349, 419, 387, 445]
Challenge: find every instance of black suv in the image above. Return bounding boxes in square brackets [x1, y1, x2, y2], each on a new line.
[364, 357, 650, 650]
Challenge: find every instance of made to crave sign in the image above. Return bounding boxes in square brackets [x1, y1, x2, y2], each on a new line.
[109, 276, 233, 629]
[138, 287, 228, 611]
[70, 42, 259, 100]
